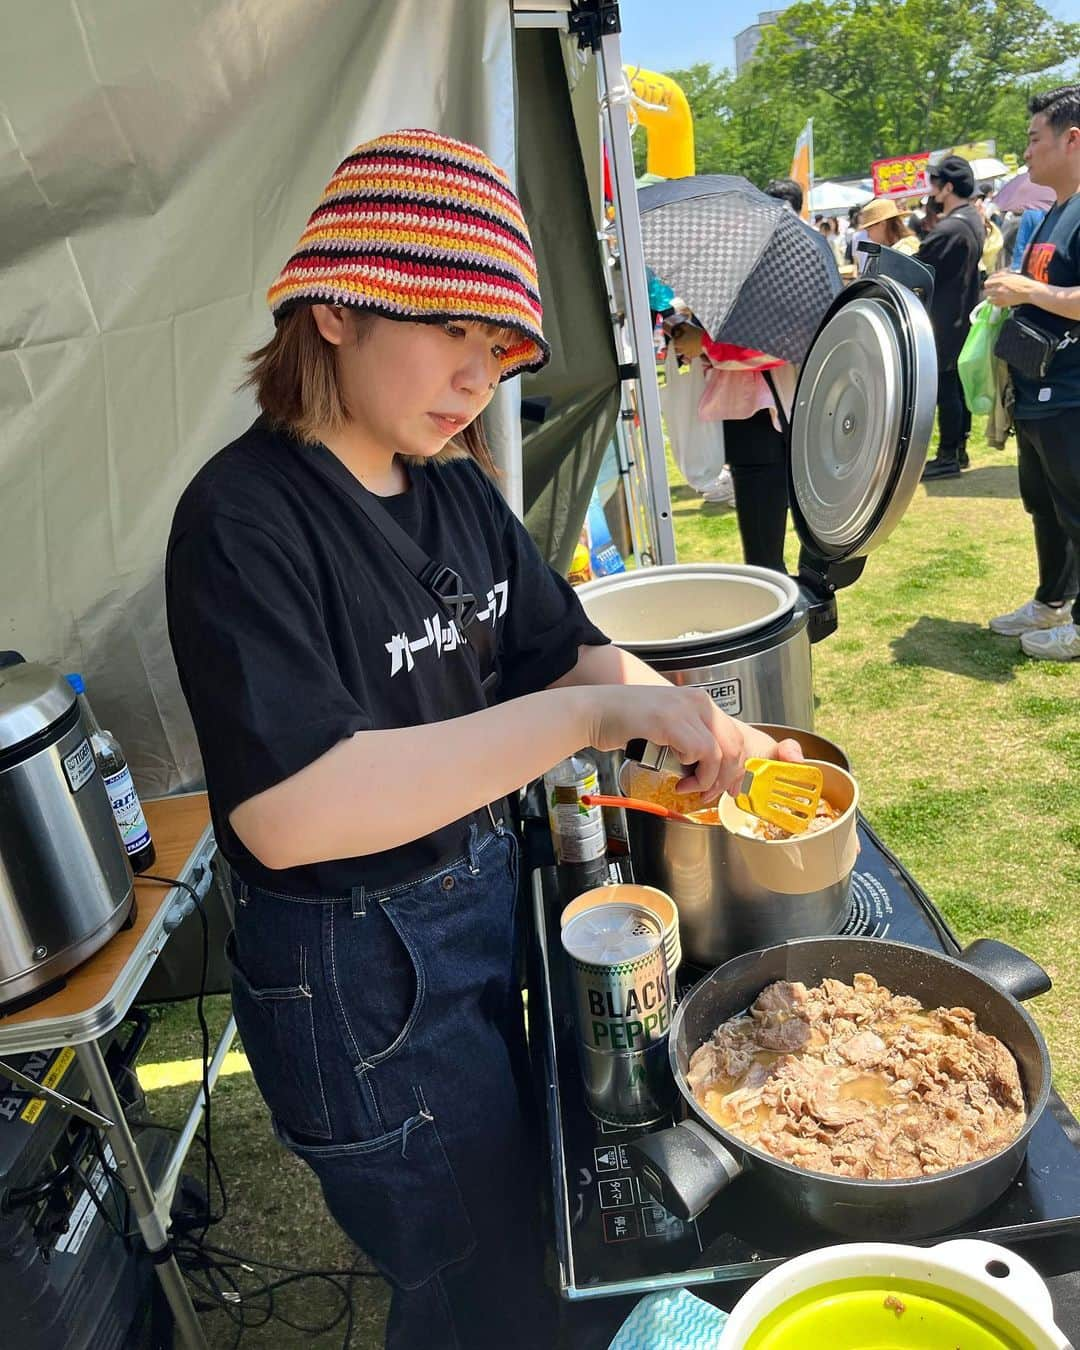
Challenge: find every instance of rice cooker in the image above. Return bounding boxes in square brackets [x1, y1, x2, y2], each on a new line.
[579, 270, 938, 727]
[0, 655, 135, 1008]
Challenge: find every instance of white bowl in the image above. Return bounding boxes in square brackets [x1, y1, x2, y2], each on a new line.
[718, 1239, 1070, 1348]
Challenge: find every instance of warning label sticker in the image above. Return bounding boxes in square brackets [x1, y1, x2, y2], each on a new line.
[20, 1046, 76, 1124]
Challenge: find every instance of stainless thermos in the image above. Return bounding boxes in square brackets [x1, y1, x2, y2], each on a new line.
[0, 655, 135, 1008]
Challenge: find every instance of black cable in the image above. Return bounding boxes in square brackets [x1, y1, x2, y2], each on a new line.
[186, 1238, 379, 1280]
[124, 1118, 228, 1222]
[135, 872, 372, 1346]
[171, 1239, 366, 1346]
[72, 1138, 131, 1245]
[76, 1120, 369, 1346]
[2, 1158, 77, 1212]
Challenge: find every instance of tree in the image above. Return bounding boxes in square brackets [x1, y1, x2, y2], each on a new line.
[653, 0, 1079, 184]
[651, 62, 809, 186]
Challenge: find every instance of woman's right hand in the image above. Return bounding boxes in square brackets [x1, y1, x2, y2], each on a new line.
[584, 684, 752, 801]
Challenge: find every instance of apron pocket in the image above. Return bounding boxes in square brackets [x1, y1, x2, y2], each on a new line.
[226, 930, 333, 1140]
[279, 1085, 476, 1289]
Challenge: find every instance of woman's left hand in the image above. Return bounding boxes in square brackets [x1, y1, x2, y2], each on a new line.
[739, 724, 805, 767]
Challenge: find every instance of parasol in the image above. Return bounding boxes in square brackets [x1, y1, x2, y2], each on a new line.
[638, 175, 841, 364]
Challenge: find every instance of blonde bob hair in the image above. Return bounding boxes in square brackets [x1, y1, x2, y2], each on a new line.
[244, 307, 497, 477]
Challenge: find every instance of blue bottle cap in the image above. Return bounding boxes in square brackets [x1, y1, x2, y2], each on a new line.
[65, 673, 86, 695]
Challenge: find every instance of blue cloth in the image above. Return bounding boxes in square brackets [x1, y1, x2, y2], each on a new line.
[1012, 207, 1047, 270]
[227, 823, 557, 1349]
[609, 1289, 729, 1348]
[648, 267, 675, 313]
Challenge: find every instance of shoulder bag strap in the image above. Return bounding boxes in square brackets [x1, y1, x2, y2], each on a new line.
[762, 369, 791, 441]
[301, 442, 497, 694]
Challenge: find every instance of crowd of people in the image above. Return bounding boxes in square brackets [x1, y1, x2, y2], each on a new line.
[657, 83, 1080, 662]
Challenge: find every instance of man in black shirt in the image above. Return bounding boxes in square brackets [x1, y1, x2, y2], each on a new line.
[986, 84, 1080, 661]
[919, 156, 986, 480]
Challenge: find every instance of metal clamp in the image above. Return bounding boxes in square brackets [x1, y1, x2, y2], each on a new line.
[638, 741, 690, 778]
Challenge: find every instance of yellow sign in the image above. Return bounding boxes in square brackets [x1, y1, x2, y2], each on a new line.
[949, 140, 997, 160]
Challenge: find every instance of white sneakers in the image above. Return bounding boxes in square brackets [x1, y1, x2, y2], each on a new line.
[988, 599, 1074, 636]
[701, 466, 736, 506]
[1020, 623, 1080, 661]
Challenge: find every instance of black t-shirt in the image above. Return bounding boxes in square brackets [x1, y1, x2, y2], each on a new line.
[918, 204, 985, 369]
[166, 421, 609, 894]
[1012, 193, 1080, 420]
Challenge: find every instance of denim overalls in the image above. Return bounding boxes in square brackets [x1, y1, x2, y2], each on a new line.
[227, 816, 557, 1348]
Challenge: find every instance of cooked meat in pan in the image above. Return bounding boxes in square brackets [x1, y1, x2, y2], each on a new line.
[689, 974, 1025, 1178]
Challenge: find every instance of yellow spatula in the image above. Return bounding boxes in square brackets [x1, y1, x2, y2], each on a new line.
[735, 759, 824, 835]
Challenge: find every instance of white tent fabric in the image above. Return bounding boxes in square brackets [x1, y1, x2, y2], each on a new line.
[0, 0, 516, 795]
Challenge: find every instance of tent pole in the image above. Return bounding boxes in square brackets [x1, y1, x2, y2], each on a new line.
[596, 30, 677, 565]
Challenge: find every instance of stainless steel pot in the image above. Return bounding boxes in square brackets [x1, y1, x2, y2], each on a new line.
[626, 759, 858, 966]
[577, 565, 815, 729]
[0, 656, 135, 1007]
[628, 936, 1052, 1239]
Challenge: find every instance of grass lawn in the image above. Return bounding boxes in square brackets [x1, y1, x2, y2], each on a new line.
[141, 422, 1077, 1346]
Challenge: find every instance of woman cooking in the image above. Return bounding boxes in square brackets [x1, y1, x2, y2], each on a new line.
[165, 130, 800, 1348]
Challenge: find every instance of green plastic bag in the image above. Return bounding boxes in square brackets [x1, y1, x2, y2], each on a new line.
[958, 300, 1008, 415]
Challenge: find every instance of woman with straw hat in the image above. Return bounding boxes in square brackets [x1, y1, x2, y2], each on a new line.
[859, 197, 921, 255]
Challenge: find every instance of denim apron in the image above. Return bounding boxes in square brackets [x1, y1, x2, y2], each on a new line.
[227, 817, 557, 1349]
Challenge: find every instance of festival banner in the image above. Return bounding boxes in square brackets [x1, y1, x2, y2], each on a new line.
[790, 119, 814, 220]
[871, 151, 931, 198]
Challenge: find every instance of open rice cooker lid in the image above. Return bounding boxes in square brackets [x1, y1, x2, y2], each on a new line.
[789, 274, 937, 569]
[576, 564, 801, 654]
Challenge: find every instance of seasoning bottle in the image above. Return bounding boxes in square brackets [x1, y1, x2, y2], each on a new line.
[65, 674, 156, 873]
[544, 754, 606, 866]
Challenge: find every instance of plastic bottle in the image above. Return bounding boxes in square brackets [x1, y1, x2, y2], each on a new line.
[586, 492, 626, 578]
[65, 674, 156, 873]
[544, 754, 605, 865]
[567, 536, 593, 587]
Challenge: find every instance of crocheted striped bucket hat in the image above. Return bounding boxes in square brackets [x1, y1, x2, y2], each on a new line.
[267, 129, 549, 380]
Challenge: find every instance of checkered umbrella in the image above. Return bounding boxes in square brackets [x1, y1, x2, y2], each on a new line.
[638, 175, 842, 364]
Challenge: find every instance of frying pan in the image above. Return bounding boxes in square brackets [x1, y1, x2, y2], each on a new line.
[628, 936, 1052, 1238]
